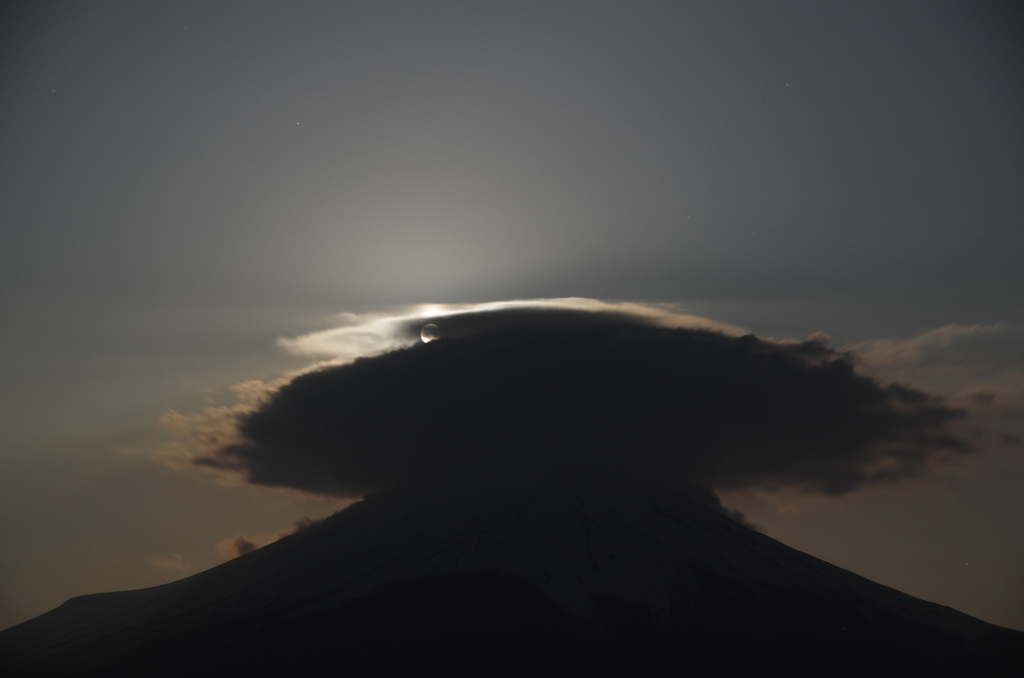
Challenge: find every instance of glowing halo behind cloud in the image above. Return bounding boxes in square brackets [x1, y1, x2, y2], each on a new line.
[276, 298, 750, 365]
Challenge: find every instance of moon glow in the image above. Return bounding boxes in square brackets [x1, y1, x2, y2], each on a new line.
[420, 324, 441, 343]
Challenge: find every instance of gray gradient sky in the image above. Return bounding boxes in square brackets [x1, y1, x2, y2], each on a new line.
[2, 1, 1023, 631]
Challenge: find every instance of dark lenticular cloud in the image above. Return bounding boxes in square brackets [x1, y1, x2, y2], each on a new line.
[193, 304, 971, 498]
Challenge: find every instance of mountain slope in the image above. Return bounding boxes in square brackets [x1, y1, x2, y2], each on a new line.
[2, 471, 1021, 676]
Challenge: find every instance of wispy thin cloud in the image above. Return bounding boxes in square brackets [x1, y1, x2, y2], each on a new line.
[848, 325, 1002, 371]
[217, 518, 318, 560]
[149, 552, 193, 572]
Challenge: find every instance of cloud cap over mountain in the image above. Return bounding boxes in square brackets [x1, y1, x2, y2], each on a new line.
[190, 303, 971, 498]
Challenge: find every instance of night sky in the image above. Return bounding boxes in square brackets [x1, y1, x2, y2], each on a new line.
[2, 1, 1023, 632]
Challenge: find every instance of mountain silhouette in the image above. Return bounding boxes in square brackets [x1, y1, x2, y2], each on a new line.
[2, 468, 1021, 676]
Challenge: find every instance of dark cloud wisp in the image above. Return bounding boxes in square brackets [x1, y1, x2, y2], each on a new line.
[193, 310, 971, 498]
[218, 518, 318, 560]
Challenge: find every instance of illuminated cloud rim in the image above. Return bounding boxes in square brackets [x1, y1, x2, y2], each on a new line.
[190, 300, 972, 498]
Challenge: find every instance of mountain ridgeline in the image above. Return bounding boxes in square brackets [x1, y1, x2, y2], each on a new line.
[1, 470, 1021, 676]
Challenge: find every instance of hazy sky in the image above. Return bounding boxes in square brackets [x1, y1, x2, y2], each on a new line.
[2, 1, 1023, 631]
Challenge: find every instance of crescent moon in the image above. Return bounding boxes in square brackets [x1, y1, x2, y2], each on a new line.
[420, 324, 441, 343]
